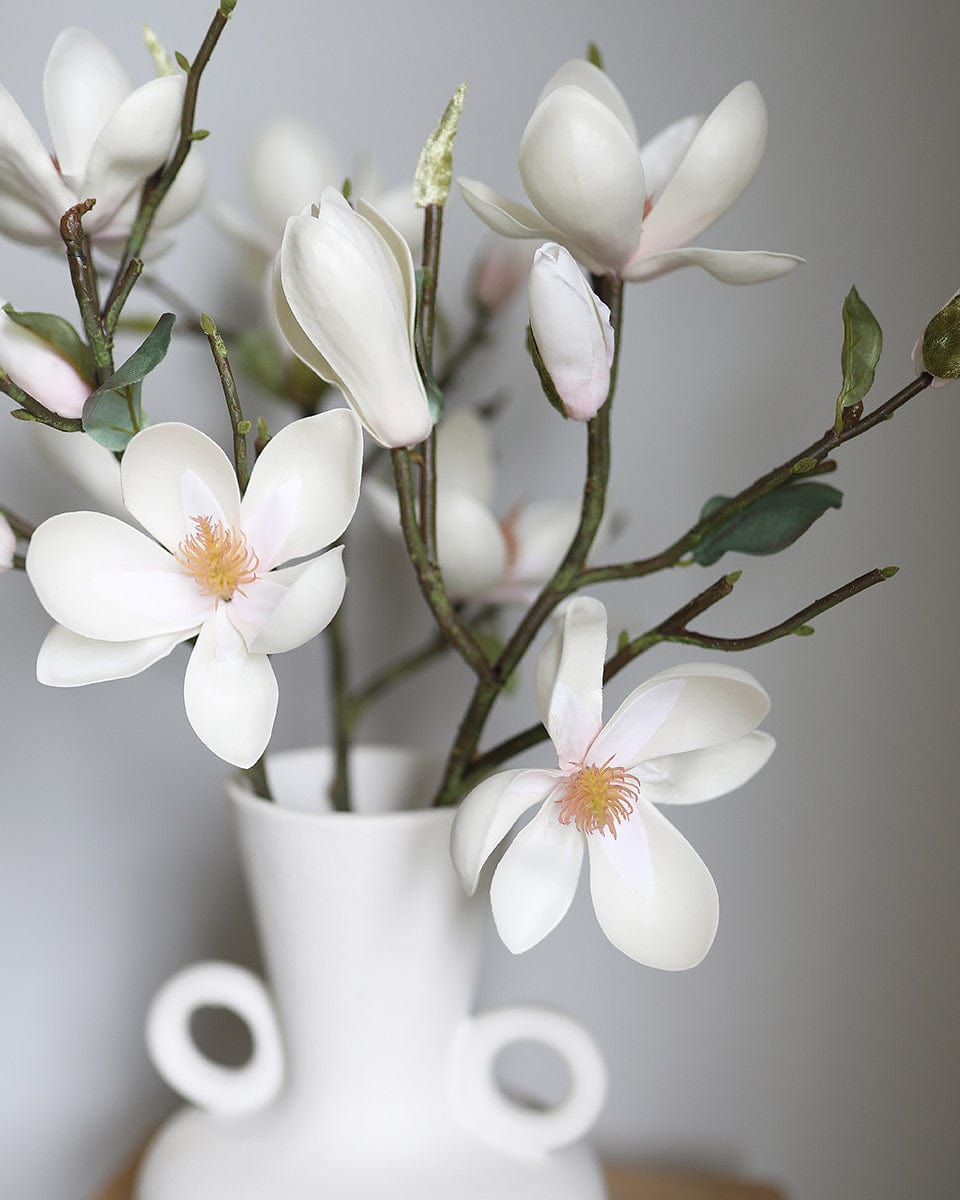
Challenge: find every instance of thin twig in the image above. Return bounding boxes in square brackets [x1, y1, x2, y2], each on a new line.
[325, 609, 353, 812]
[0, 369, 82, 433]
[200, 314, 249, 492]
[103, 258, 143, 337]
[350, 631, 449, 710]
[60, 200, 113, 385]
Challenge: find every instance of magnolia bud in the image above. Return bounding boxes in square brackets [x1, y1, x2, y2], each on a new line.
[913, 290, 960, 387]
[0, 512, 14, 573]
[0, 305, 91, 418]
[528, 242, 614, 420]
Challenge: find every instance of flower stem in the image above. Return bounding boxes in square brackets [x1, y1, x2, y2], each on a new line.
[349, 631, 449, 710]
[325, 607, 355, 812]
[242, 753, 272, 802]
[418, 204, 443, 564]
[200, 314, 250, 493]
[59, 200, 114, 385]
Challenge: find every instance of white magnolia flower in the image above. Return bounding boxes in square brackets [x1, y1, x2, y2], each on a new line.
[26, 412, 362, 767]
[211, 117, 422, 278]
[366, 407, 597, 603]
[27, 423, 124, 518]
[528, 243, 615, 420]
[274, 187, 432, 449]
[0, 513, 15, 573]
[0, 28, 203, 252]
[913, 289, 959, 388]
[451, 597, 774, 968]
[459, 60, 802, 285]
[0, 302, 91, 418]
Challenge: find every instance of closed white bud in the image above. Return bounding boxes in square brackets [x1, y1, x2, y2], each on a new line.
[0, 512, 15, 573]
[528, 242, 614, 421]
[0, 304, 91, 418]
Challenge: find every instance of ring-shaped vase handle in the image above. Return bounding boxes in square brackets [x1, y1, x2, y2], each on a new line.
[145, 960, 284, 1117]
[450, 1004, 607, 1156]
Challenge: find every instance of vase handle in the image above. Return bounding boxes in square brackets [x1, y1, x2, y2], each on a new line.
[450, 1005, 607, 1156]
[145, 960, 284, 1117]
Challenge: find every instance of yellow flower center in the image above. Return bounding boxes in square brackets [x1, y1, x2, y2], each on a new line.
[555, 758, 641, 838]
[175, 515, 259, 602]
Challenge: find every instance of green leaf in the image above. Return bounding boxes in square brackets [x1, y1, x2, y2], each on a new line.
[836, 286, 882, 424]
[83, 381, 146, 451]
[99, 312, 176, 392]
[586, 41, 604, 70]
[2, 305, 95, 382]
[412, 82, 466, 208]
[174, 50, 191, 72]
[921, 293, 960, 379]
[525, 324, 568, 418]
[189, 129, 210, 141]
[693, 483, 843, 566]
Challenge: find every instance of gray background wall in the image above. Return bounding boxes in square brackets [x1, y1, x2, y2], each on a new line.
[1, 1, 958, 1197]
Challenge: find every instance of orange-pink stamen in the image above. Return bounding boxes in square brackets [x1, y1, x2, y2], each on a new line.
[175, 515, 259, 602]
[555, 757, 640, 839]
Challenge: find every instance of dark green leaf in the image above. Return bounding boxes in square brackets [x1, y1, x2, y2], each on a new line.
[693, 483, 843, 566]
[98, 312, 176, 393]
[2, 305, 95, 382]
[525, 324, 568, 419]
[921, 293, 960, 379]
[836, 286, 882, 421]
[83, 380, 146, 451]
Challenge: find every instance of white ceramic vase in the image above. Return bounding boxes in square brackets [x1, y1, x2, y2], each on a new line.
[136, 746, 609, 1200]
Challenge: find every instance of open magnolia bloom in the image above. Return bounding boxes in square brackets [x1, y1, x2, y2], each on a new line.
[211, 116, 422, 278]
[451, 597, 774, 968]
[0, 513, 14, 573]
[27, 424, 125, 518]
[0, 28, 203, 252]
[459, 59, 802, 284]
[26, 412, 362, 767]
[366, 407, 599, 602]
[275, 187, 432, 448]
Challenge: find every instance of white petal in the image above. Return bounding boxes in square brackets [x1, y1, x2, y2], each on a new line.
[624, 246, 803, 284]
[369, 181, 423, 261]
[436, 488, 508, 600]
[519, 86, 645, 273]
[272, 255, 338, 381]
[80, 75, 184, 232]
[490, 798, 584, 953]
[183, 615, 278, 767]
[508, 500, 580, 587]
[436, 407, 494, 506]
[591, 662, 770, 767]
[37, 623, 187, 686]
[240, 409, 362, 565]
[207, 199, 275, 272]
[587, 801, 719, 969]
[642, 731, 775, 806]
[638, 81, 768, 258]
[150, 148, 205, 231]
[26, 511, 208, 640]
[537, 60, 640, 147]
[364, 476, 401, 535]
[0, 513, 14, 571]
[639, 114, 703, 197]
[43, 29, 132, 186]
[457, 178, 562, 242]
[28, 424, 124, 516]
[121, 423, 241, 553]
[0, 307, 91, 418]
[535, 596, 607, 765]
[250, 548, 346, 654]
[0, 84, 76, 243]
[247, 117, 342, 240]
[450, 768, 560, 894]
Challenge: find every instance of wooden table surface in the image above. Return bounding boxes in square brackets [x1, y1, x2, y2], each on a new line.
[95, 1142, 785, 1200]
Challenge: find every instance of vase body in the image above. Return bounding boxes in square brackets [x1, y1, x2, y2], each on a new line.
[136, 747, 608, 1200]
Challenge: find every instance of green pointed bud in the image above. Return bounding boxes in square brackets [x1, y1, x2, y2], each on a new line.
[10, 408, 38, 422]
[256, 416, 270, 441]
[920, 294, 960, 380]
[200, 313, 217, 338]
[413, 83, 467, 208]
[220, 0, 238, 16]
[237, 419, 252, 435]
[586, 42, 604, 70]
[174, 50, 191, 72]
[143, 25, 177, 77]
[793, 625, 815, 637]
[835, 285, 882, 432]
[617, 629, 630, 652]
[341, 177, 352, 202]
[724, 570, 743, 586]
[792, 456, 818, 474]
[880, 565, 900, 579]
[189, 129, 210, 141]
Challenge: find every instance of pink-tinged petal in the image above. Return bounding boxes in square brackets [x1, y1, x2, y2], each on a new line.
[450, 768, 561, 894]
[458, 178, 562, 243]
[246, 117, 342, 241]
[624, 246, 803, 285]
[250, 548, 347, 655]
[226, 576, 289, 648]
[587, 800, 719, 969]
[240, 409, 362, 565]
[436, 488, 508, 600]
[534, 596, 607, 764]
[0, 84, 76, 243]
[43, 28, 132, 187]
[240, 476, 300, 573]
[639, 114, 703, 197]
[519, 86, 645, 273]
[490, 797, 584, 953]
[641, 731, 775, 806]
[0, 305, 91, 418]
[638, 81, 768, 258]
[26, 511, 205, 641]
[80, 75, 184, 232]
[121, 423, 241, 553]
[36, 622, 188, 686]
[183, 616, 278, 767]
[536, 60, 640, 147]
[436, 407, 494, 507]
[593, 662, 770, 767]
[28, 424, 124, 517]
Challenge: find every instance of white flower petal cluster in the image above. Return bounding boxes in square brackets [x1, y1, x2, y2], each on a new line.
[366, 408, 597, 603]
[451, 597, 774, 968]
[275, 188, 432, 449]
[0, 301, 91, 419]
[0, 513, 15, 574]
[528, 243, 615, 421]
[460, 60, 802, 285]
[26, 412, 362, 767]
[0, 28, 203, 252]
